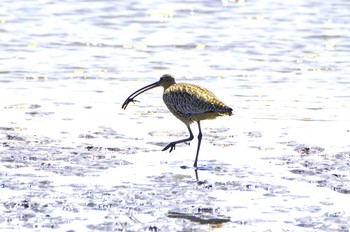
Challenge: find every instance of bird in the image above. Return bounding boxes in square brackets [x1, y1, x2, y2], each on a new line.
[122, 74, 233, 168]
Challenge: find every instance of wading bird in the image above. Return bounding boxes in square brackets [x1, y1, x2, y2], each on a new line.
[122, 74, 232, 168]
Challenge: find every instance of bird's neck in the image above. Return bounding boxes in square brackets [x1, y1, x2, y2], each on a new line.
[162, 82, 176, 90]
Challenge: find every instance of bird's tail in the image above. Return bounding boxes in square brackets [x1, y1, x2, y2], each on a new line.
[220, 107, 233, 116]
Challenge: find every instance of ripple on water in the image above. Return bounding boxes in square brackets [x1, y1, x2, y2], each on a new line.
[1, 0, 350, 230]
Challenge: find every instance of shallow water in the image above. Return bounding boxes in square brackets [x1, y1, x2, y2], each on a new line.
[1, 0, 350, 231]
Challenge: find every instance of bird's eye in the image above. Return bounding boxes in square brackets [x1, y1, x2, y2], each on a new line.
[160, 77, 164, 81]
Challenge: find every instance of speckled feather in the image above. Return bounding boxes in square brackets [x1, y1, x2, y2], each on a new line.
[163, 83, 232, 124]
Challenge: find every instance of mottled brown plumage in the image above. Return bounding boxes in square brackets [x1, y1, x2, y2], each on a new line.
[163, 83, 232, 124]
[122, 74, 233, 168]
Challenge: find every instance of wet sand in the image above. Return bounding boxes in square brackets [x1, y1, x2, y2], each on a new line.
[1, 79, 350, 231]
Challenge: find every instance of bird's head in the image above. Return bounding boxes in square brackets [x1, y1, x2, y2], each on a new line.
[158, 74, 176, 89]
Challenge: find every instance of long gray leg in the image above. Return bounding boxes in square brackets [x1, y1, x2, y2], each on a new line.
[193, 121, 202, 168]
[162, 124, 194, 152]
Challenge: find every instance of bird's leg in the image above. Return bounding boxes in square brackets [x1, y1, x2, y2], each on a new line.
[162, 125, 194, 153]
[193, 121, 202, 168]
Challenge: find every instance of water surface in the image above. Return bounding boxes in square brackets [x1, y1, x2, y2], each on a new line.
[1, 0, 350, 231]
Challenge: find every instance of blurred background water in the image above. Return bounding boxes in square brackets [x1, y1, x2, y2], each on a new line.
[1, 0, 350, 231]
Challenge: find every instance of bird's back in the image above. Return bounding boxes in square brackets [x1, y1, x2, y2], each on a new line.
[163, 83, 232, 124]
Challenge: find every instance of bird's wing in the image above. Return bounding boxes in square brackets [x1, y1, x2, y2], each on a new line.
[163, 84, 230, 115]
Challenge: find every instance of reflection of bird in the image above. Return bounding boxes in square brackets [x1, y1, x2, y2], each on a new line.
[122, 74, 233, 168]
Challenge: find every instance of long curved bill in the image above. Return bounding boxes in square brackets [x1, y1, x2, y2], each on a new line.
[122, 80, 160, 110]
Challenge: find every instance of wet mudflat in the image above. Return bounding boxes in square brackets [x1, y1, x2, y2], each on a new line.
[1, 79, 350, 231]
[2, 127, 350, 231]
[1, 0, 350, 231]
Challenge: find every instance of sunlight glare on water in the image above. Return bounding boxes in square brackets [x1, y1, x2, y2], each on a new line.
[1, 0, 350, 231]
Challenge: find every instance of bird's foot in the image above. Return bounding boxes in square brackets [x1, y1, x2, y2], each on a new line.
[162, 142, 176, 153]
